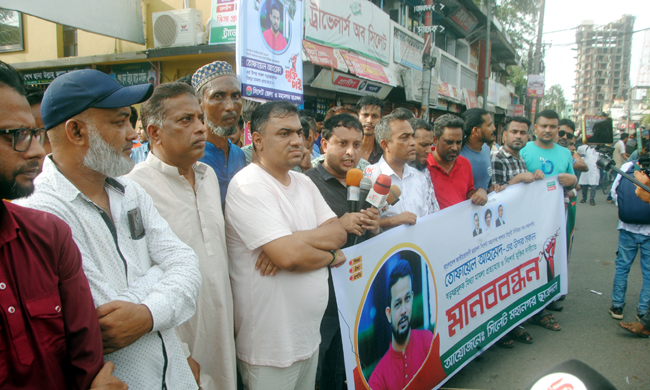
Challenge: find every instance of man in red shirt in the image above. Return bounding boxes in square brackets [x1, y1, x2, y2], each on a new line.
[263, 4, 288, 51]
[0, 61, 125, 389]
[369, 260, 436, 390]
[427, 114, 487, 209]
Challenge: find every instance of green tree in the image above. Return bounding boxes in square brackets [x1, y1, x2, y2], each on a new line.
[543, 84, 566, 114]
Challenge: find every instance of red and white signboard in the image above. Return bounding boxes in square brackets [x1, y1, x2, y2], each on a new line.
[341, 52, 391, 85]
[464, 89, 479, 109]
[514, 104, 524, 117]
[302, 40, 349, 73]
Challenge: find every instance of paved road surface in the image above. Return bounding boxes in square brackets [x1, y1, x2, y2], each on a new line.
[441, 196, 649, 390]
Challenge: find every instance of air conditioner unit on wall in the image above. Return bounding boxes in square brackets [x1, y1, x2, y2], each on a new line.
[152, 9, 204, 49]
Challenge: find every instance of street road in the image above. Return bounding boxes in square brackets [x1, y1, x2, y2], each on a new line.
[442, 195, 649, 390]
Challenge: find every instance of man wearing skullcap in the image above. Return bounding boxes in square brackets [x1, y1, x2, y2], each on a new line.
[192, 61, 246, 207]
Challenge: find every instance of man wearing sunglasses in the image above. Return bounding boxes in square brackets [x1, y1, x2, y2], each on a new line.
[0, 62, 127, 389]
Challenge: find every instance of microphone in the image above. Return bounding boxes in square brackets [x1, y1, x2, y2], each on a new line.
[387, 185, 401, 206]
[366, 174, 391, 208]
[346, 168, 363, 213]
[357, 178, 373, 212]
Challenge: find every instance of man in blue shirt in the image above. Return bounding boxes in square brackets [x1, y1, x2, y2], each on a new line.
[460, 108, 504, 193]
[192, 61, 246, 206]
[520, 109, 577, 330]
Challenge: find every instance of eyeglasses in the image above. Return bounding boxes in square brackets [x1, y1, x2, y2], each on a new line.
[558, 130, 574, 139]
[0, 127, 46, 152]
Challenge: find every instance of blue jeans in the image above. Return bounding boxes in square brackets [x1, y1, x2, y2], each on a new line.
[612, 229, 650, 315]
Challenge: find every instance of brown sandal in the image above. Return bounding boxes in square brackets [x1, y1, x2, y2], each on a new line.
[620, 322, 650, 338]
[529, 313, 561, 331]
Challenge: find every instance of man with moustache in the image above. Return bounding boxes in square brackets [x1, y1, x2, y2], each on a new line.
[304, 113, 380, 389]
[125, 82, 237, 390]
[461, 108, 502, 192]
[427, 114, 487, 210]
[491, 116, 545, 188]
[366, 112, 439, 230]
[192, 61, 246, 207]
[408, 118, 434, 172]
[15, 69, 202, 389]
[226, 101, 347, 390]
[368, 260, 434, 390]
[357, 96, 385, 164]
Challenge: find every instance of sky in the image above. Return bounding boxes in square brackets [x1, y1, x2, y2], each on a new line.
[541, 0, 650, 102]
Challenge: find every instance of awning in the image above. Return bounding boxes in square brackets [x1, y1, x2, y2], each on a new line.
[311, 69, 393, 100]
[303, 40, 397, 87]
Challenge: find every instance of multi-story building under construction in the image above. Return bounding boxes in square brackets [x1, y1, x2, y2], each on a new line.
[573, 15, 635, 121]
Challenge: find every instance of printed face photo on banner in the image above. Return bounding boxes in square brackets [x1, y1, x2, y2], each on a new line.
[259, 0, 291, 53]
[357, 249, 436, 387]
[472, 205, 506, 237]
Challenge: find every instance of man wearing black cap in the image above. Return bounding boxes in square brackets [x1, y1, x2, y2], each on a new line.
[16, 69, 202, 389]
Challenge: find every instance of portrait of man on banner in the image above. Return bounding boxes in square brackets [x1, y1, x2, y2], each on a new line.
[260, 0, 289, 52]
[356, 250, 445, 390]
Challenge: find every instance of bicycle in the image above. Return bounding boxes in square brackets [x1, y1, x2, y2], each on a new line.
[600, 168, 614, 195]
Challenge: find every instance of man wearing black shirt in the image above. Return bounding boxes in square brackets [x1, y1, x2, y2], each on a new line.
[305, 113, 380, 389]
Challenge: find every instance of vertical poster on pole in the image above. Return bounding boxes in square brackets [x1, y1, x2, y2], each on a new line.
[236, 0, 303, 103]
[527, 75, 545, 97]
[209, 0, 238, 44]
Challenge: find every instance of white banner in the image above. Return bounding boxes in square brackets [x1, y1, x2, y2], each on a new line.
[236, 0, 303, 103]
[305, 0, 391, 65]
[209, 0, 237, 45]
[333, 177, 568, 390]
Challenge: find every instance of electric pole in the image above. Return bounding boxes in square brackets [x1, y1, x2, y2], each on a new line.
[420, 0, 434, 122]
[483, 0, 491, 110]
[532, 0, 546, 118]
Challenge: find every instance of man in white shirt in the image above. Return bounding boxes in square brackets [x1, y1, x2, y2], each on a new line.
[125, 82, 236, 390]
[16, 69, 202, 389]
[364, 112, 439, 230]
[225, 100, 347, 390]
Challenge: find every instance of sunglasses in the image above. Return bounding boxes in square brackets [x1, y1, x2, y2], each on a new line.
[1, 127, 47, 152]
[558, 130, 574, 139]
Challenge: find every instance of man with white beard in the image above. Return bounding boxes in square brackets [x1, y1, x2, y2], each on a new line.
[15, 69, 202, 389]
[192, 61, 246, 207]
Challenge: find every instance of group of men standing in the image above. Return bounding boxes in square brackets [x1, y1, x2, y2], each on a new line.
[1, 56, 583, 390]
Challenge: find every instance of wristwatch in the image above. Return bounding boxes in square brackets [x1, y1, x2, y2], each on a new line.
[329, 249, 337, 265]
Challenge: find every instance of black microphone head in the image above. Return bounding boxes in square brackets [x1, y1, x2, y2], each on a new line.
[526, 360, 617, 390]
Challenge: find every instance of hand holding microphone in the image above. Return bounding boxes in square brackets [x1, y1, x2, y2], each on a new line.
[365, 174, 391, 208]
[346, 168, 363, 213]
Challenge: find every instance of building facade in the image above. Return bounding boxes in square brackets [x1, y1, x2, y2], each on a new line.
[573, 15, 635, 121]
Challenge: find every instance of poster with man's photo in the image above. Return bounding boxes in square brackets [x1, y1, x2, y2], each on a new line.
[236, 0, 303, 103]
[332, 177, 568, 390]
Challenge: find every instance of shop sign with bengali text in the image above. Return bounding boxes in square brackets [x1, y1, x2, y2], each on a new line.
[21, 66, 88, 85]
[305, 0, 390, 65]
[209, 0, 238, 44]
[311, 69, 392, 99]
[237, 0, 303, 103]
[112, 62, 160, 87]
[340, 52, 391, 85]
[302, 40, 349, 72]
[514, 104, 524, 117]
[464, 88, 479, 109]
[450, 6, 478, 33]
[333, 177, 568, 389]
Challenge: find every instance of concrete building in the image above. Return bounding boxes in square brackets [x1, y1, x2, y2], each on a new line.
[573, 15, 635, 121]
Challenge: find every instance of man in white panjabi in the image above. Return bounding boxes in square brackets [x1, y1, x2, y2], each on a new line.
[126, 82, 236, 390]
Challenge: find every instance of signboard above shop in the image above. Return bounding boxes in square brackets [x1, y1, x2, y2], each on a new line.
[112, 62, 160, 87]
[209, 0, 238, 44]
[393, 22, 424, 71]
[21, 66, 88, 86]
[311, 69, 393, 99]
[305, 0, 391, 65]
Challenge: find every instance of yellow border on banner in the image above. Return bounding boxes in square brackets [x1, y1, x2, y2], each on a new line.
[353, 242, 439, 389]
